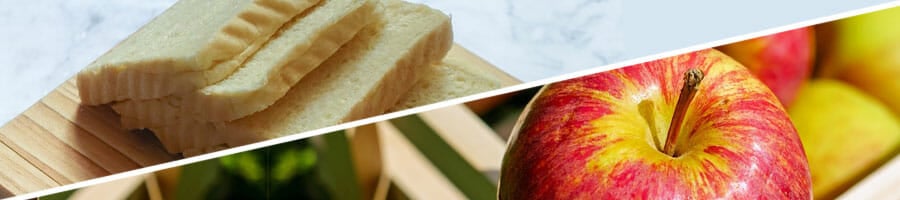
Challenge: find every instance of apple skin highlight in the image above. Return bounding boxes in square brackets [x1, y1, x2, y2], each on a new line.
[499, 49, 811, 199]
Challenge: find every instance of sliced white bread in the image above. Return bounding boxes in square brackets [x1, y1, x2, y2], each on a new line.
[390, 49, 505, 111]
[149, 0, 453, 153]
[112, 0, 377, 128]
[182, 56, 505, 156]
[77, 0, 320, 105]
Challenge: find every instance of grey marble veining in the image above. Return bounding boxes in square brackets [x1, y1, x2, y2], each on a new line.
[410, 0, 624, 80]
[1, 0, 175, 126]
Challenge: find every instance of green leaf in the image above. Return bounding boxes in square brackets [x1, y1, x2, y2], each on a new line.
[314, 131, 362, 200]
[272, 145, 317, 183]
[219, 151, 264, 182]
[175, 158, 222, 200]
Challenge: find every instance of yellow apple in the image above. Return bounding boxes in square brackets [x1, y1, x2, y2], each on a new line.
[817, 6, 900, 114]
[789, 80, 900, 199]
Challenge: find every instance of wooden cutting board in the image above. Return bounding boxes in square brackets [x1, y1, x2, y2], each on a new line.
[0, 44, 519, 197]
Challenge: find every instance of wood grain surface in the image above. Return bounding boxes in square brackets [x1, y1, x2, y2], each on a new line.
[0, 44, 518, 197]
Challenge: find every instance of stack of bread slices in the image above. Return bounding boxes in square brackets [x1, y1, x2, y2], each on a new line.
[76, 0, 503, 155]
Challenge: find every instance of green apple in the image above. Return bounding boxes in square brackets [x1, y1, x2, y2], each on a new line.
[718, 27, 815, 107]
[817, 6, 900, 113]
[499, 49, 811, 199]
[789, 80, 900, 199]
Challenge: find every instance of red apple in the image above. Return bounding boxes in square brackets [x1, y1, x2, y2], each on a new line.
[717, 27, 815, 107]
[499, 49, 811, 199]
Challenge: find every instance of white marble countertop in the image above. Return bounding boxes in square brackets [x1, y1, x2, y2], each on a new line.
[0, 0, 895, 125]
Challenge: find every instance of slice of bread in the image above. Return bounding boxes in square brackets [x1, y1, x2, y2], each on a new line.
[77, 0, 320, 105]
[147, 0, 453, 153]
[390, 49, 505, 111]
[112, 0, 377, 128]
[181, 52, 505, 156]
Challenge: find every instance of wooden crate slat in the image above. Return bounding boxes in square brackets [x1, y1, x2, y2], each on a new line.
[839, 154, 900, 199]
[419, 105, 506, 176]
[349, 125, 383, 200]
[68, 175, 147, 200]
[378, 122, 467, 200]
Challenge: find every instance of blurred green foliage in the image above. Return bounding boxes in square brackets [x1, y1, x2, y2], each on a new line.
[178, 139, 330, 200]
[478, 87, 540, 126]
[38, 189, 74, 200]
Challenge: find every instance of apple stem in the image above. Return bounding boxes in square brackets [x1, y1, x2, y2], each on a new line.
[663, 68, 704, 157]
